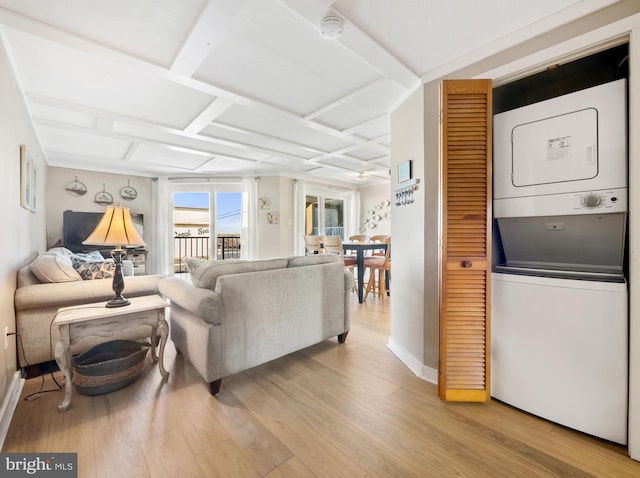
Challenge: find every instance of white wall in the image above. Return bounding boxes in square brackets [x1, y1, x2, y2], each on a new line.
[358, 184, 391, 237]
[257, 176, 295, 258]
[387, 86, 428, 378]
[0, 38, 47, 437]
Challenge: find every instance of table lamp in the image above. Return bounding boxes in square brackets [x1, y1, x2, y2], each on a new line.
[83, 204, 146, 308]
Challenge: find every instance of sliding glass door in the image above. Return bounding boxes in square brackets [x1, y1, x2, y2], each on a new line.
[305, 192, 349, 239]
[170, 184, 242, 273]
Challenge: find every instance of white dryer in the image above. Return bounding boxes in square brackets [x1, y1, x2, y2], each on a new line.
[493, 78, 627, 216]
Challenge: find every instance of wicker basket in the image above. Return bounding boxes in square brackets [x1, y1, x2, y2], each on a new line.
[72, 340, 150, 396]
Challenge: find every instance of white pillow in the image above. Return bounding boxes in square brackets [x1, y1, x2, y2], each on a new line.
[30, 254, 82, 283]
[71, 251, 105, 261]
[46, 247, 74, 257]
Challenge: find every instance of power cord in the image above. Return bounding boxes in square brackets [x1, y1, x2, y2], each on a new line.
[14, 331, 63, 401]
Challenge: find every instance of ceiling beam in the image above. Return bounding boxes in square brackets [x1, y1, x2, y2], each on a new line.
[170, 0, 249, 77]
[184, 97, 235, 134]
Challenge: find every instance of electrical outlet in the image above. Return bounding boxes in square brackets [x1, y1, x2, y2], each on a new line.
[4, 326, 8, 350]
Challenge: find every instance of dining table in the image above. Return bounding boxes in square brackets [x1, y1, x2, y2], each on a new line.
[342, 242, 388, 303]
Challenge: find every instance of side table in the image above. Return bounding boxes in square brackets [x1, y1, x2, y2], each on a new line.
[53, 294, 169, 411]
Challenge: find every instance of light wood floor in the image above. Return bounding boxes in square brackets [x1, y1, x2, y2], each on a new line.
[4, 295, 640, 477]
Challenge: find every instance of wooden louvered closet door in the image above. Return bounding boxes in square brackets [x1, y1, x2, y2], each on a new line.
[439, 79, 492, 402]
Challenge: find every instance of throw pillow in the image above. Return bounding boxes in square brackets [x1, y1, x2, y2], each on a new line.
[46, 246, 74, 257]
[184, 257, 207, 275]
[71, 257, 115, 280]
[72, 251, 105, 261]
[30, 254, 82, 283]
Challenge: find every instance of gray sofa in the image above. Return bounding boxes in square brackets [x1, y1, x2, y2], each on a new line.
[158, 254, 353, 395]
[14, 248, 162, 369]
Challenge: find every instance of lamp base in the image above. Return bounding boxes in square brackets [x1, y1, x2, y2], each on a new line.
[106, 296, 131, 308]
[105, 248, 130, 308]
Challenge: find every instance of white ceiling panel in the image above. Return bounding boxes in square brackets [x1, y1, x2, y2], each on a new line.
[197, 156, 262, 173]
[129, 144, 213, 171]
[194, 0, 382, 116]
[0, 0, 626, 186]
[0, 0, 205, 67]
[348, 116, 390, 142]
[29, 103, 95, 129]
[37, 124, 131, 159]
[217, 103, 353, 153]
[113, 122, 260, 159]
[5, 28, 214, 129]
[333, 0, 615, 76]
[319, 155, 370, 172]
[312, 78, 405, 130]
[261, 156, 304, 168]
[200, 123, 317, 160]
[347, 145, 389, 162]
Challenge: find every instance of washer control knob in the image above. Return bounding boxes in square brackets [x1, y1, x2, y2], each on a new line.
[581, 194, 601, 208]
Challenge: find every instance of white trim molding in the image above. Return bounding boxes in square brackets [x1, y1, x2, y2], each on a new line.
[0, 372, 24, 449]
[387, 337, 437, 385]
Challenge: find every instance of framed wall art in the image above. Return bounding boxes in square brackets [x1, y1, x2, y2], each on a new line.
[267, 211, 279, 224]
[20, 144, 36, 212]
[259, 197, 271, 209]
[120, 180, 138, 200]
[398, 159, 412, 183]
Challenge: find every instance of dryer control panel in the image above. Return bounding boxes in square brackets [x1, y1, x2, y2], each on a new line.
[577, 190, 623, 210]
[494, 188, 627, 218]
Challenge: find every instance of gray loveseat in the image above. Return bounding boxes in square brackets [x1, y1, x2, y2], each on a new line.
[14, 248, 162, 370]
[158, 254, 353, 395]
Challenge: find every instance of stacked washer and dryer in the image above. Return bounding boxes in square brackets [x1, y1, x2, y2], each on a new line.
[491, 79, 629, 445]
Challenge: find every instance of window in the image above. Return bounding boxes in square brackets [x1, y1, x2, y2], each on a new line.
[305, 194, 349, 239]
[169, 185, 242, 273]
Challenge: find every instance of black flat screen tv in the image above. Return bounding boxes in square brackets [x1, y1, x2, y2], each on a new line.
[62, 210, 144, 253]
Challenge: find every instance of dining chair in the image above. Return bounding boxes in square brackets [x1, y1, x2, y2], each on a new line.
[303, 235, 323, 255]
[346, 234, 369, 290]
[322, 235, 357, 270]
[364, 237, 391, 303]
[348, 234, 369, 243]
[369, 235, 390, 256]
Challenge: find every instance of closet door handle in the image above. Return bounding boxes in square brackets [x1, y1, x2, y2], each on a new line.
[461, 260, 473, 268]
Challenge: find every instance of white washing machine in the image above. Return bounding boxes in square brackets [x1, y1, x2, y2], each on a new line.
[491, 79, 629, 444]
[491, 273, 628, 444]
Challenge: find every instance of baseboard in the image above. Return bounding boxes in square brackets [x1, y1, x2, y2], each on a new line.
[0, 371, 24, 449]
[420, 364, 438, 385]
[387, 337, 438, 385]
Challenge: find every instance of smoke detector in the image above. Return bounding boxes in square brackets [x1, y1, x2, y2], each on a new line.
[320, 14, 344, 39]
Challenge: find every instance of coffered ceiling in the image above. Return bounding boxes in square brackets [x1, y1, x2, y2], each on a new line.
[0, 0, 620, 186]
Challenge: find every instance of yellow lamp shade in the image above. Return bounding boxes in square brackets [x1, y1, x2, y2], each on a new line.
[83, 204, 146, 248]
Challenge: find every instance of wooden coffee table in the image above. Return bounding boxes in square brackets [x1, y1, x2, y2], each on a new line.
[53, 294, 169, 411]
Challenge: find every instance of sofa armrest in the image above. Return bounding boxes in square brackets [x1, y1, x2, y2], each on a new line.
[344, 268, 354, 291]
[159, 276, 221, 325]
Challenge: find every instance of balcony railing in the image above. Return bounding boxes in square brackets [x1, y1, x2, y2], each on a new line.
[174, 235, 241, 273]
[309, 227, 345, 237]
[218, 235, 241, 260]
